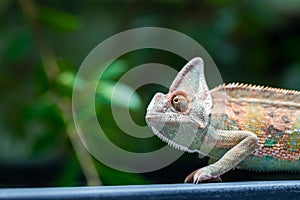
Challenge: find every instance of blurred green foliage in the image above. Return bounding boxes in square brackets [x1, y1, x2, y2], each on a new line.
[0, 0, 300, 187]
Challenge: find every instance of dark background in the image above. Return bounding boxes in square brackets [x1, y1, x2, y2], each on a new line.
[0, 0, 300, 187]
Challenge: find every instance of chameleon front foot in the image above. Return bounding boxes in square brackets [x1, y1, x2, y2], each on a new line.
[184, 168, 222, 184]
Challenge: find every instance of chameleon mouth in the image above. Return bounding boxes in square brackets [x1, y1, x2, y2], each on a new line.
[145, 112, 193, 123]
[146, 117, 201, 154]
[153, 129, 200, 153]
[145, 111, 204, 154]
[145, 113, 171, 122]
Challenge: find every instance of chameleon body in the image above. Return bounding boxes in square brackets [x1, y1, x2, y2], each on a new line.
[145, 57, 300, 183]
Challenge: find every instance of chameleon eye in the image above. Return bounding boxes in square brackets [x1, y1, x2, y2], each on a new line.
[172, 94, 188, 112]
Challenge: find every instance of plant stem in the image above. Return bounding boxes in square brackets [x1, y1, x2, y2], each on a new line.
[18, 0, 102, 186]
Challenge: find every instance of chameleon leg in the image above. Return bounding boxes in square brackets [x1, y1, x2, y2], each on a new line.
[185, 130, 258, 183]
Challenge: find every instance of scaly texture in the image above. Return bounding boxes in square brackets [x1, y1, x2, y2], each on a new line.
[210, 83, 300, 172]
[145, 57, 300, 183]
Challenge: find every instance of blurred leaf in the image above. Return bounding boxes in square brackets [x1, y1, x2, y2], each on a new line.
[101, 59, 128, 80]
[204, 0, 235, 8]
[0, 0, 12, 14]
[57, 71, 76, 89]
[263, 0, 300, 14]
[34, 64, 49, 94]
[56, 71, 88, 99]
[96, 81, 142, 111]
[37, 5, 81, 32]
[2, 0, 300, 187]
[4, 31, 31, 62]
[24, 100, 65, 157]
[56, 153, 84, 186]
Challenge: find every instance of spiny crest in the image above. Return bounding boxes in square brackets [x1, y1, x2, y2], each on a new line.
[225, 83, 300, 94]
[212, 83, 300, 104]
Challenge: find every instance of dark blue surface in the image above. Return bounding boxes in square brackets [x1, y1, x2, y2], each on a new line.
[0, 181, 300, 200]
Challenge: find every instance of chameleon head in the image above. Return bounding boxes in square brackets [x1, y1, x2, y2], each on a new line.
[145, 57, 212, 153]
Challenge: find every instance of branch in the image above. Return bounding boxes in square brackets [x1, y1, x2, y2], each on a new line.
[18, 0, 102, 186]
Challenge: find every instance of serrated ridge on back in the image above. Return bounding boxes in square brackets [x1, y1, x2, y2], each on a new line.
[211, 83, 300, 105]
[210, 82, 300, 165]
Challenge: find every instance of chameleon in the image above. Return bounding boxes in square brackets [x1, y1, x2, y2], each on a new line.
[145, 57, 300, 183]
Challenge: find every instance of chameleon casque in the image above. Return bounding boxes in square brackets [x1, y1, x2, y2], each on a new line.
[145, 57, 300, 183]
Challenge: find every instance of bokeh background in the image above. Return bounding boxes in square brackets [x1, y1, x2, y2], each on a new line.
[1, 0, 300, 187]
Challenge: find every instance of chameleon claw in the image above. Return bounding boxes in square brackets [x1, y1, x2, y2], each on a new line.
[194, 168, 212, 183]
[146, 57, 300, 184]
[184, 168, 222, 184]
[184, 169, 198, 183]
[193, 170, 204, 183]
